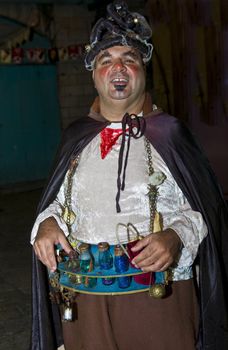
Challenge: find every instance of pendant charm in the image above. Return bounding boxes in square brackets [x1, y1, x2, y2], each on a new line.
[62, 303, 73, 321]
[68, 274, 83, 285]
[149, 283, 166, 298]
[153, 211, 162, 233]
[65, 251, 80, 271]
[62, 207, 76, 225]
[149, 171, 166, 186]
[49, 271, 60, 289]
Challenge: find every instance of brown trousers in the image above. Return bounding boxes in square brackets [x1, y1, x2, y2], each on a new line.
[62, 279, 199, 350]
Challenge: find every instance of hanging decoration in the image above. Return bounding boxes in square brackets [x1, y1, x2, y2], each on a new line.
[0, 18, 85, 65]
[0, 42, 85, 65]
[12, 47, 23, 64]
[0, 27, 31, 49]
[0, 49, 11, 63]
[0, 4, 85, 65]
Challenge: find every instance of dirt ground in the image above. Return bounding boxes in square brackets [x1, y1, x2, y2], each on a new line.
[0, 189, 42, 350]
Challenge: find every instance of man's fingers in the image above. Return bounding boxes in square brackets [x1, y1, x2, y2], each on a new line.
[140, 258, 172, 272]
[59, 235, 73, 255]
[32, 218, 72, 271]
[33, 244, 41, 261]
[43, 244, 57, 272]
[132, 245, 156, 265]
[131, 237, 161, 266]
[132, 249, 169, 271]
[131, 236, 150, 252]
[34, 241, 57, 271]
[133, 251, 159, 268]
[131, 236, 174, 271]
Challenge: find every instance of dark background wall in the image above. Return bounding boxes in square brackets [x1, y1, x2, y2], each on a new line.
[147, 0, 228, 197]
[0, 0, 227, 196]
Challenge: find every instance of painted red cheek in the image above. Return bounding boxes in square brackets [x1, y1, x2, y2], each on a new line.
[98, 67, 109, 76]
[96, 65, 142, 79]
[129, 66, 140, 74]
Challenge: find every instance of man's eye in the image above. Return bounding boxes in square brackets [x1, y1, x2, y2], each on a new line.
[101, 60, 111, 65]
[125, 59, 135, 64]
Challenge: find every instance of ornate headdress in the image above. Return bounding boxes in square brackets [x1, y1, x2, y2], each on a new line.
[84, 0, 153, 70]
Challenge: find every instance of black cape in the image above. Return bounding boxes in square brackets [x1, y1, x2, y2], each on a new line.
[31, 110, 228, 350]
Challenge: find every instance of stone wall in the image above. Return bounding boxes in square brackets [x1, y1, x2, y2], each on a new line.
[53, 4, 96, 128]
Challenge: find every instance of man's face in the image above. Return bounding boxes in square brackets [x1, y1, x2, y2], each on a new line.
[92, 46, 146, 103]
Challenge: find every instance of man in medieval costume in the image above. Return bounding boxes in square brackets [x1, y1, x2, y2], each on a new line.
[30, 1, 228, 349]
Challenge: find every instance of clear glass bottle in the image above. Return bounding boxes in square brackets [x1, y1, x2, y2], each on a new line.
[98, 242, 115, 285]
[79, 243, 92, 272]
[79, 243, 96, 288]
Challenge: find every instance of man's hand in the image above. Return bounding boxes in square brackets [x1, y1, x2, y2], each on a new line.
[33, 217, 73, 272]
[131, 229, 182, 272]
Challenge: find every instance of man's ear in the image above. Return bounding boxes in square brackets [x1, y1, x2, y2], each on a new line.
[92, 70, 97, 89]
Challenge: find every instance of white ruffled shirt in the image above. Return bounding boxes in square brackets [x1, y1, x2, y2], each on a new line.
[31, 122, 208, 280]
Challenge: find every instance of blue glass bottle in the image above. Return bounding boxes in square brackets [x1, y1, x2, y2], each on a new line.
[114, 245, 131, 289]
[98, 242, 115, 285]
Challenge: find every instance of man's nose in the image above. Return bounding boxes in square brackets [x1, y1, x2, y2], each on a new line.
[112, 60, 126, 72]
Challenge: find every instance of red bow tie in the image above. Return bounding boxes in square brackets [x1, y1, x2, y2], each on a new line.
[100, 128, 126, 159]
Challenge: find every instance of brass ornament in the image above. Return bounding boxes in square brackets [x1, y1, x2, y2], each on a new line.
[49, 271, 60, 289]
[149, 283, 166, 298]
[153, 210, 162, 233]
[62, 206, 76, 225]
[65, 250, 80, 271]
[68, 274, 82, 285]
